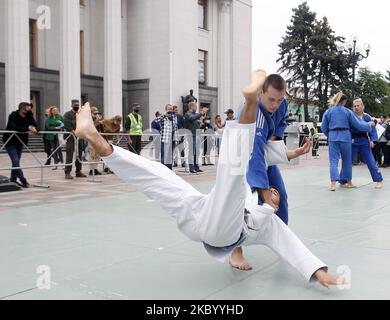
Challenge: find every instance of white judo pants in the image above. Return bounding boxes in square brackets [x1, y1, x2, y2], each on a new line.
[102, 121, 326, 282]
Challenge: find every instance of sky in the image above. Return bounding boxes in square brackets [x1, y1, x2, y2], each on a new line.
[252, 0, 390, 76]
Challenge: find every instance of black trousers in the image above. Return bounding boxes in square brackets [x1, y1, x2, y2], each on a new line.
[43, 137, 52, 165]
[64, 135, 83, 174]
[129, 135, 142, 155]
[312, 138, 319, 156]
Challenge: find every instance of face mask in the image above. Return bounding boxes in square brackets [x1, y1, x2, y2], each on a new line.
[73, 106, 79, 112]
[134, 109, 140, 113]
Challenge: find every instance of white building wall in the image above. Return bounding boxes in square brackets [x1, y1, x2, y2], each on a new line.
[0, 1, 6, 63]
[126, 0, 151, 81]
[121, 0, 128, 80]
[86, 0, 104, 76]
[232, 0, 252, 110]
[28, 0, 60, 70]
[0, 0, 252, 123]
[170, 0, 198, 112]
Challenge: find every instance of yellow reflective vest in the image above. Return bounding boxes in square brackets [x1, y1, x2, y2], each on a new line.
[128, 113, 143, 135]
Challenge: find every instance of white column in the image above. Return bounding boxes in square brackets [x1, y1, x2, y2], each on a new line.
[217, 0, 232, 115]
[104, 0, 122, 118]
[60, 0, 81, 114]
[5, 0, 30, 116]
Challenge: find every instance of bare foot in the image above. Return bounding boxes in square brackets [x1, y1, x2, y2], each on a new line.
[314, 269, 346, 289]
[329, 182, 337, 192]
[242, 69, 267, 103]
[340, 181, 357, 189]
[229, 247, 253, 271]
[375, 182, 383, 189]
[75, 102, 97, 139]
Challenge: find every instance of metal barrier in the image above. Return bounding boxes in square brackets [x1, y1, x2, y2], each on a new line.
[75, 131, 223, 177]
[1, 129, 330, 188]
[0, 130, 77, 188]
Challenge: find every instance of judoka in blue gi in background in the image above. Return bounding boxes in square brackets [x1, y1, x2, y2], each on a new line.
[230, 74, 304, 271]
[321, 93, 375, 191]
[348, 98, 383, 189]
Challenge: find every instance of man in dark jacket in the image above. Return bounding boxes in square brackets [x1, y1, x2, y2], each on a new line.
[173, 105, 185, 167]
[2, 102, 39, 188]
[63, 99, 87, 179]
[184, 102, 205, 174]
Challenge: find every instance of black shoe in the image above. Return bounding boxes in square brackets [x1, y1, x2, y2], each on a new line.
[65, 173, 74, 180]
[190, 170, 198, 174]
[173, 163, 178, 168]
[94, 169, 102, 176]
[17, 180, 30, 188]
[181, 162, 187, 168]
[76, 172, 87, 178]
[195, 169, 204, 173]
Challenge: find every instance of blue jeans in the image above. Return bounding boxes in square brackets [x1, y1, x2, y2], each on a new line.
[161, 141, 175, 170]
[5, 144, 26, 183]
[188, 136, 200, 171]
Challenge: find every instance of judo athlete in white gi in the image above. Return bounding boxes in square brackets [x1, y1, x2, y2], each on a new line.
[322, 93, 375, 191]
[75, 70, 345, 288]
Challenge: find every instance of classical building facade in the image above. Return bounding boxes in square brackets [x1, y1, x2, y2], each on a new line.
[0, 0, 252, 129]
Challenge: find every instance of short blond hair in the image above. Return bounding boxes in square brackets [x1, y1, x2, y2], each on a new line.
[353, 98, 365, 109]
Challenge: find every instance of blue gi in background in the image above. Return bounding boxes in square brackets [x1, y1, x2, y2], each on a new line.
[321, 104, 372, 183]
[246, 99, 290, 225]
[349, 113, 383, 183]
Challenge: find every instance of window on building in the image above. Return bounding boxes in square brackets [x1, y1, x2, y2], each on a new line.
[198, 50, 207, 85]
[80, 30, 85, 74]
[198, 0, 207, 30]
[29, 19, 38, 67]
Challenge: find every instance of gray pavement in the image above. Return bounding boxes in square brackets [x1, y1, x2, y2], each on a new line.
[1, 146, 390, 300]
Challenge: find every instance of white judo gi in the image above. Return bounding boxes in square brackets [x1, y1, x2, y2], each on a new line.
[102, 121, 327, 282]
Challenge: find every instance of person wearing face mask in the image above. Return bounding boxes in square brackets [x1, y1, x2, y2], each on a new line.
[63, 99, 87, 179]
[159, 104, 179, 170]
[3, 102, 39, 188]
[125, 103, 143, 155]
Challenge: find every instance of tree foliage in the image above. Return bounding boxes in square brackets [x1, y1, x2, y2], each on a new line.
[277, 2, 316, 121]
[355, 68, 390, 116]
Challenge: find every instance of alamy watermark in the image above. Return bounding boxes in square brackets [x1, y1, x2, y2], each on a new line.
[36, 265, 51, 290]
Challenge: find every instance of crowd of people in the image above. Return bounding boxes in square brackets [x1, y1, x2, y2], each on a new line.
[1, 98, 238, 187]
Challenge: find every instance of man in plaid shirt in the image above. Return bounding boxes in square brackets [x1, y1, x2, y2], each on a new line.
[160, 104, 179, 170]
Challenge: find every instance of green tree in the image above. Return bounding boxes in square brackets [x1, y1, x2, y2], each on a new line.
[355, 68, 390, 115]
[277, 2, 316, 121]
[310, 17, 350, 119]
[386, 70, 390, 84]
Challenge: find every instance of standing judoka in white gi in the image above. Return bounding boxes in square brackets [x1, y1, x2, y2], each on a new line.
[75, 70, 345, 288]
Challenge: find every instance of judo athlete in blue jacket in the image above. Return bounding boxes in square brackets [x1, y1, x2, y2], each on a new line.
[348, 98, 383, 189]
[321, 93, 374, 191]
[230, 74, 296, 271]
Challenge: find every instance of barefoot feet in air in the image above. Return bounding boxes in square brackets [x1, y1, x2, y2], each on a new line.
[242, 69, 267, 103]
[75, 102, 97, 140]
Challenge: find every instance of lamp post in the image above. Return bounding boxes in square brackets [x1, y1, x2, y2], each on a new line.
[338, 36, 370, 100]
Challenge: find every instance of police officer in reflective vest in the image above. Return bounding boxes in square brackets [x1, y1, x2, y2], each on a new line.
[125, 103, 143, 155]
[311, 121, 319, 157]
